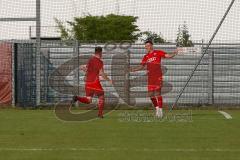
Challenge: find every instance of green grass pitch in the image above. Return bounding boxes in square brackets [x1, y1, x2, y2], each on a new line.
[0, 108, 240, 160]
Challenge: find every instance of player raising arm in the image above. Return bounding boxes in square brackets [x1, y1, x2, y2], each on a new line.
[129, 40, 181, 118]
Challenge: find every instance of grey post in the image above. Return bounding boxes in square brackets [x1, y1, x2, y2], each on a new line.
[208, 51, 214, 105]
[126, 50, 130, 105]
[11, 44, 16, 106]
[73, 40, 80, 96]
[76, 41, 80, 96]
[36, 0, 41, 106]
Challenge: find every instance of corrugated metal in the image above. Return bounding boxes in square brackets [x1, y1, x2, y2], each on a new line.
[12, 41, 240, 107]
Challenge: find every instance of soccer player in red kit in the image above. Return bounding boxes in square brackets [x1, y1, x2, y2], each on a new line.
[130, 40, 181, 118]
[71, 46, 112, 118]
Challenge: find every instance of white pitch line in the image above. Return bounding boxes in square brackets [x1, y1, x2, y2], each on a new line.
[0, 148, 239, 152]
[218, 111, 233, 119]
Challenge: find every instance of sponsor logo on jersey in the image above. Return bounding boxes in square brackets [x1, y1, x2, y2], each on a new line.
[147, 57, 157, 63]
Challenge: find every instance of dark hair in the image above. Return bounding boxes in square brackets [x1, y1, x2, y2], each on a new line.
[95, 46, 102, 53]
[145, 40, 153, 45]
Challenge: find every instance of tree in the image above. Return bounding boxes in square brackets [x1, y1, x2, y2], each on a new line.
[55, 14, 140, 42]
[139, 31, 166, 43]
[55, 18, 73, 41]
[176, 22, 194, 47]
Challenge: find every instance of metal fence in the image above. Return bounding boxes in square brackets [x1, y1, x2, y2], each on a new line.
[12, 41, 240, 107]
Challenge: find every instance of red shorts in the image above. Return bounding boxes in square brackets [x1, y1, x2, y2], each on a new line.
[85, 81, 104, 97]
[148, 76, 162, 92]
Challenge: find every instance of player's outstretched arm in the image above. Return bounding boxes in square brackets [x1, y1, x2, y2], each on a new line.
[100, 68, 113, 85]
[165, 48, 183, 58]
[129, 65, 145, 72]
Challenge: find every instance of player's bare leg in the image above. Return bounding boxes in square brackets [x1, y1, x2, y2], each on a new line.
[148, 90, 163, 118]
[154, 90, 163, 118]
[97, 95, 104, 118]
[71, 95, 101, 106]
[71, 94, 104, 118]
[148, 91, 160, 118]
[71, 95, 91, 106]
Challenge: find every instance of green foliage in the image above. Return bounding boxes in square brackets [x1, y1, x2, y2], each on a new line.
[54, 18, 73, 41]
[139, 31, 166, 43]
[176, 22, 194, 47]
[55, 14, 140, 42]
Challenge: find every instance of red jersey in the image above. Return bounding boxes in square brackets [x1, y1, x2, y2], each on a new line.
[85, 56, 103, 83]
[141, 50, 166, 85]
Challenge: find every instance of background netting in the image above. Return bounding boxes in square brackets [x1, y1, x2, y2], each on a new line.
[0, 0, 239, 107]
[0, 0, 239, 42]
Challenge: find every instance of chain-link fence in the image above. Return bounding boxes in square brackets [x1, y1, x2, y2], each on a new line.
[8, 41, 240, 107]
